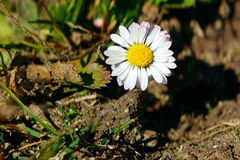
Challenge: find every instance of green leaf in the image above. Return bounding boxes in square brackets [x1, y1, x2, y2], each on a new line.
[0, 49, 16, 69]
[17, 124, 42, 138]
[0, 14, 15, 44]
[71, 0, 84, 24]
[15, 0, 38, 20]
[81, 63, 111, 89]
[101, 119, 135, 145]
[0, 131, 4, 144]
[112, 0, 143, 27]
[113, 119, 135, 134]
[0, 82, 58, 135]
[48, 0, 72, 23]
[162, 0, 196, 8]
[9, 153, 28, 160]
[38, 136, 64, 160]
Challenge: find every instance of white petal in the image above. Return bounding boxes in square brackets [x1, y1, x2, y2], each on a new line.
[104, 50, 126, 57]
[138, 21, 150, 43]
[111, 65, 116, 70]
[150, 29, 172, 51]
[108, 45, 127, 52]
[136, 79, 141, 89]
[146, 67, 151, 76]
[149, 65, 164, 83]
[119, 25, 134, 45]
[140, 21, 150, 28]
[165, 63, 177, 69]
[161, 41, 172, 49]
[128, 22, 140, 43]
[123, 65, 133, 89]
[168, 56, 176, 62]
[153, 63, 172, 76]
[104, 50, 112, 57]
[124, 66, 137, 90]
[110, 34, 130, 48]
[106, 56, 126, 65]
[154, 57, 169, 63]
[159, 72, 168, 84]
[117, 77, 123, 86]
[129, 67, 138, 90]
[150, 36, 167, 51]
[111, 61, 129, 76]
[154, 56, 175, 63]
[140, 68, 148, 90]
[138, 24, 149, 43]
[159, 30, 170, 38]
[119, 64, 131, 80]
[154, 49, 174, 57]
[145, 25, 160, 46]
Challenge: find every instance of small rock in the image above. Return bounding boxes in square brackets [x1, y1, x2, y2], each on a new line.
[144, 130, 158, 148]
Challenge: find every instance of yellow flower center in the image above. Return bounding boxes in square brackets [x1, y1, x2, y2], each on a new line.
[127, 44, 154, 67]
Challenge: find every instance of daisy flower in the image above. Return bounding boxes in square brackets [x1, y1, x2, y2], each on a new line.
[104, 21, 177, 91]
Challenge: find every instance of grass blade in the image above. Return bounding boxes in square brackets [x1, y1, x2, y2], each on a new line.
[0, 81, 58, 135]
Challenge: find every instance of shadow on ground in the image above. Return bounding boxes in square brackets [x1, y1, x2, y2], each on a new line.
[140, 0, 238, 135]
[141, 56, 239, 134]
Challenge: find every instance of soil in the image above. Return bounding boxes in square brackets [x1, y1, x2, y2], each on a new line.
[1, 1, 240, 160]
[144, 1, 240, 159]
[94, 1, 240, 159]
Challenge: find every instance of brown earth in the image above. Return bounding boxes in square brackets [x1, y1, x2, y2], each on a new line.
[45, 1, 240, 159]
[93, 1, 240, 159]
[2, 1, 240, 160]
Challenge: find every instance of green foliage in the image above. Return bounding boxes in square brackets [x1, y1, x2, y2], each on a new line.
[15, 0, 38, 20]
[0, 49, 15, 69]
[18, 124, 42, 138]
[71, 0, 84, 24]
[82, 63, 111, 89]
[111, 0, 143, 26]
[48, 1, 71, 23]
[38, 136, 64, 160]
[101, 119, 135, 145]
[148, 0, 212, 8]
[0, 131, 4, 144]
[9, 154, 28, 160]
[0, 14, 19, 44]
[0, 82, 58, 135]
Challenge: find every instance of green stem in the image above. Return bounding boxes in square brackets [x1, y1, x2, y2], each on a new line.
[0, 81, 58, 135]
[72, 0, 83, 24]
[113, 119, 135, 134]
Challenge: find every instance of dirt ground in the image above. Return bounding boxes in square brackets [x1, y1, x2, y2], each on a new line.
[92, 1, 240, 159]
[144, 1, 240, 159]
[1, 1, 240, 160]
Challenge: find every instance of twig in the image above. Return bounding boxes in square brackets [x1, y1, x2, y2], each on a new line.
[80, 148, 94, 157]
[18, 140, 45, 151]
[56, 93, 97, 106]
[66, 22, 91, 33]
[29, 20, 92, 34]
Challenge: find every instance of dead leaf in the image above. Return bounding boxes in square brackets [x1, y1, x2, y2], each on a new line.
[27, 64, 51, 83]
[51, 61, 82, 84]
